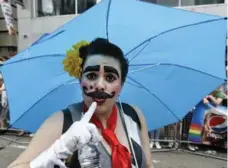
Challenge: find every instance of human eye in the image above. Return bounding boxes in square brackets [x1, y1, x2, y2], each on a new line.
[86, 73, 97, 80]
[106, 74, 117, 83]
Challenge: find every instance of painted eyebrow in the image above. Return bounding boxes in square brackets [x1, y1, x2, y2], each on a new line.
[104, 66, 119, 78]
[83, 65, 100, 73]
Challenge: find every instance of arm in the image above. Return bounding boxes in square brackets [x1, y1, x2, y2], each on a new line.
[132, 106, 153, 168]
[207, 95, 223, 106]
[203, 97, 209, 104]
[8, 111, 64, 168]
[8, 102, 100, 168]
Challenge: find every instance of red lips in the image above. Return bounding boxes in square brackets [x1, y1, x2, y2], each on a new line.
[93, 98, 106, 105]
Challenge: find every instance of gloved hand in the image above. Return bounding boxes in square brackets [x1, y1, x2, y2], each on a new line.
[30, 102, 100, 168]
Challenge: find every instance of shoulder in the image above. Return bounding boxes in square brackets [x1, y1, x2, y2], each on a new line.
[120, 103, 142, 129]
[130, 104, 146, 127]
[43, 111, 64, 126]
[25, 111, 65, 149]
[128, 104, 149, 136]
[32, 111, 64, 141]
[121, 103, 146, 130]
[129, 105, 153, 167]
[130, 105, 143, 116]
[27, 111, 65, 151]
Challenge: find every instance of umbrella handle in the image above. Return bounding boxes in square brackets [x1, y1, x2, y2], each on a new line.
[118, 97, 139, 168]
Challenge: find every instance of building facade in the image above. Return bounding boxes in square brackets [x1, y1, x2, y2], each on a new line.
[16, 0, 99, 51]
[142, 0, 226, 8]
[17, 0, 227, 51]
[0, 0, 18, 58]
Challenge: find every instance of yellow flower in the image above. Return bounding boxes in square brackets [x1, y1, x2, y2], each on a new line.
[63, 40, 90, 79]
[73, 40, 90, 50]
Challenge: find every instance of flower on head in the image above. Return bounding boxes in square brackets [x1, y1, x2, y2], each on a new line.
[63, 40, 90, 79]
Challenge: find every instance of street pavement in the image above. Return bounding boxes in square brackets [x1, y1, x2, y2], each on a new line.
[0, 134, 227, 168]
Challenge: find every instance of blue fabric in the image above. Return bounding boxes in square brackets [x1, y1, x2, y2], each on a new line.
[1, 0, 226, 132]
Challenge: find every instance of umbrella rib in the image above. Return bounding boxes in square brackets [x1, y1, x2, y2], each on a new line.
[128, 41, 150, 63]
[4, 54, 65, 65]
[129, 63, 160, 74]
[106, 0, 112, 40]
[127, 76, 181, 121]
[129, 63, 226, 81]
[10, 78, 78, 128]
[125, 80, 143, 88]
[125, 18, 226, 60]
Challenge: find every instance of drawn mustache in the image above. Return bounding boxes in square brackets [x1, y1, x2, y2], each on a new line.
[83, 89, 115, 99]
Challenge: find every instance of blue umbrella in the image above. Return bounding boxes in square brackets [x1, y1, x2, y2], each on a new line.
[1, 0, 226, 133]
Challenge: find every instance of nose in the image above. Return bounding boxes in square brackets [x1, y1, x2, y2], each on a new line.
[95, 77, 106, 91]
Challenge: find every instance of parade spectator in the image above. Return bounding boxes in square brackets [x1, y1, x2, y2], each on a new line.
[203, 84, 227, 106]
[149, 129, 162, 149]
[188, 84, 227, 151]
[0, 75, 8, 129]
[163, 123, 180, 148]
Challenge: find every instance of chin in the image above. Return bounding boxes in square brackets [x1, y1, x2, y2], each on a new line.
[96, 100, 115, 114]
[95, 102, 108, 112]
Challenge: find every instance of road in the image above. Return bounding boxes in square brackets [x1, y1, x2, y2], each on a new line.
[0, 135, 226, 168]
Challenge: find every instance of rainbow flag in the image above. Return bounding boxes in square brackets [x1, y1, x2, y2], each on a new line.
[188, 102, 206, 144]
[188, 123, 202, 143]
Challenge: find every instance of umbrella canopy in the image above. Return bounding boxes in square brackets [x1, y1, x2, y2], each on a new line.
[1, 0, 226, 132]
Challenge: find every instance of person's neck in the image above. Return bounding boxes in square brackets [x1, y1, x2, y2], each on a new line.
[95, 107, 114, 129]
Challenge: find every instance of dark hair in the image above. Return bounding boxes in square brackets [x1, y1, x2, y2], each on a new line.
[79, 38, 129, 83]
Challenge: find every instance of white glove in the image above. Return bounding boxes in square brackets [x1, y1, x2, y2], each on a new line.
[30, 102, 101, 168]
[29, 145, 67, 168]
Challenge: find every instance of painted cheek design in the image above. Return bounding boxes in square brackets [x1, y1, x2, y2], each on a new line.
[105, 82, 121, 97]
[81, 81, 94, 92]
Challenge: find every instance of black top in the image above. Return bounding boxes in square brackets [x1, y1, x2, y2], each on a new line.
[61, 103, 143, 168]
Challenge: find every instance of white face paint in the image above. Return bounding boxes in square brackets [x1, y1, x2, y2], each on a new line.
[80, 55, 122, 114]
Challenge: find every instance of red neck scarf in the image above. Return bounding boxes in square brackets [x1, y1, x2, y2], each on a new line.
[83, 103, 131, 168]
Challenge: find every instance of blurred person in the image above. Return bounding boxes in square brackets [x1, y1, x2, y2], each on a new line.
[203, 84, 227, 106]
[164, 123, 178, 148]
[219, 82, 227, 106]
[181, 110, 198, 151]
[0, 75, 8, 129]
[149, 129, 162, 149]
[0, 74, 25, 135]
[186, 107, 200, 151]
